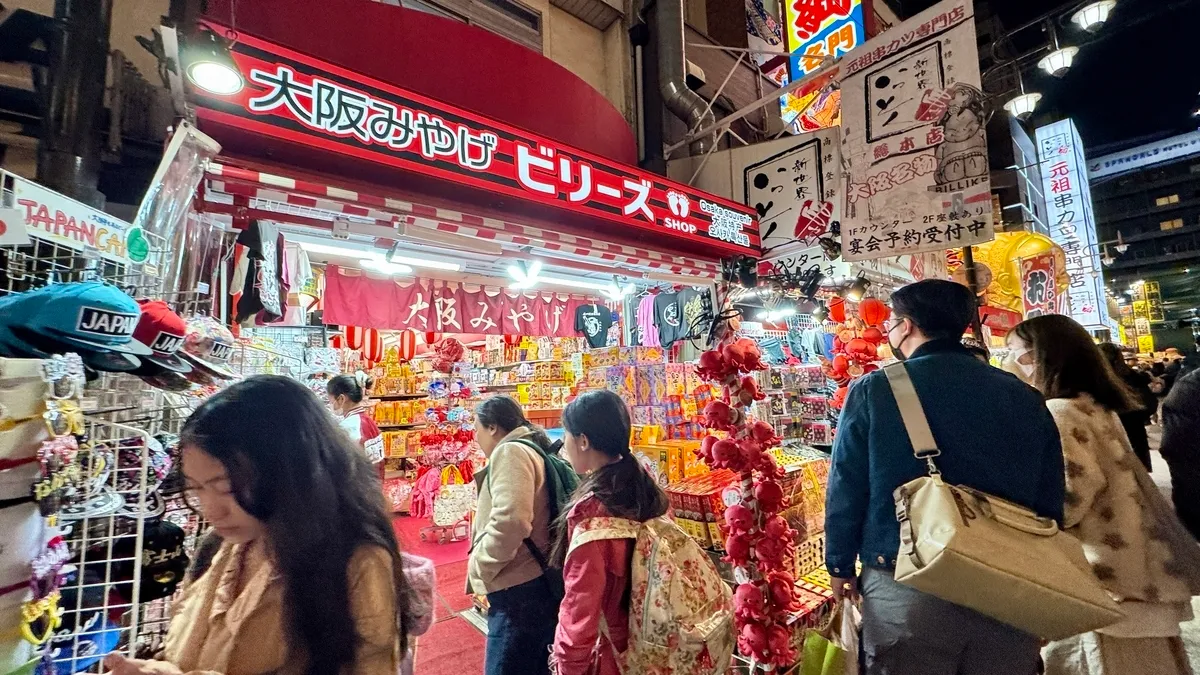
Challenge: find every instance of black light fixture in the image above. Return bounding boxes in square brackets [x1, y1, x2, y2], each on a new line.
[843, 274, 871, 302]
[812, 302, 829, 321]
[183, 29, 244, 95]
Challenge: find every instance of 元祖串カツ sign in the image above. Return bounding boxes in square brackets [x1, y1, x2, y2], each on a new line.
[191, 26, 760, 257]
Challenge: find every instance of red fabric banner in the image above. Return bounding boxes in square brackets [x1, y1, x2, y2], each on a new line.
[323, 266, 599, 337]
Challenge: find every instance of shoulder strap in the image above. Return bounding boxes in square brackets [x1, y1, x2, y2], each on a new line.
[567, 517, 641, 558]
[504, 437, 555, 572]
[882, 363, 942, 476]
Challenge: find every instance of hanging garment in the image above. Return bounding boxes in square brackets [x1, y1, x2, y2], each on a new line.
[653, 292, 683, 348]
[574, 303, 613, 348]
[637, 295, 659, 347]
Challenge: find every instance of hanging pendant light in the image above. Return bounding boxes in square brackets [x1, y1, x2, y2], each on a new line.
[1038, 46, 1079, 77]
[1071, 0, 1117, 33]
[1004, 71, 1041, 121]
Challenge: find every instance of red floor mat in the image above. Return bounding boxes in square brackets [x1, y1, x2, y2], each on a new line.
[415, 615, 485, 674]
[394, 515, 470, 567]
[435, 561, 475, 613]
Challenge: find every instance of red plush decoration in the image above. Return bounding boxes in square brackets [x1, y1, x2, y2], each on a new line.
[858, 297, 891, 327]
[723, 338, 767, 372]
[734, 583, 768, 622]
[861, 326, 884, 344]
[724, 533, 752, 567]
[831, 354, 850, 376]
[767, 623, 797, 664]
[711, 439, 742, 470]
[697, 349, 735, 381]
[763, 515, 793, 544]
[755, 535, 788, 573]
[724, 504, 755, 536]
[766, 571, 801, 612]
[831, 384, 849, 410]
[829, 297, 847, 323]
[749, 420, 777, 444]
[703, 400, 742, 431]
[845, 337, 870, 358]
[738, 622, 770, 659]
[730, 375, 765, 407]
[754, 479, 786, 513]
[697, 435, 720, 464]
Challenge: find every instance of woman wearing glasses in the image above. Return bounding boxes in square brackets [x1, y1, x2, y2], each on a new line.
[104, 375, 431, 675]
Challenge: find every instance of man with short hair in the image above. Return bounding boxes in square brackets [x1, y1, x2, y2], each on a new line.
[824, 279, 1065, 675]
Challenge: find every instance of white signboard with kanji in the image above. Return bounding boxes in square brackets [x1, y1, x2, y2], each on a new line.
[837, 0, 993, 261]
[1036, 119, 1110, 330]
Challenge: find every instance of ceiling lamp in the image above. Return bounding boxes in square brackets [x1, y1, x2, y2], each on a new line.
[183, 29, 243, 95]
[601, 277, 636, 301]
[843, 274, 871, 302]
[386, 243, 461, 272]
[1004, 93, 1042, 120]
[1037, 46, 1079, 77]
[359, 259, 413, 276]
[1071, 0, 1117, 33]
[812, 302, 829, 321]
[507, 260, 542, 289]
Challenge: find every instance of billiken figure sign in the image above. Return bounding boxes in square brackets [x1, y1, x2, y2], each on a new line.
[191, 25, 760, 257]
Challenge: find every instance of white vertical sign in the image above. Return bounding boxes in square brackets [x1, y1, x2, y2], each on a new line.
[837, 0, 994, 261]
[1035, 119, 1110, 330]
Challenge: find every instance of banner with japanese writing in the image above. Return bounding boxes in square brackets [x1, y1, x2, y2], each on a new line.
[1019, 252, 1057, 318]
[837, 0, 994, 262]
[1035, 119, 1110, 330]
[322, 266, 593, 337]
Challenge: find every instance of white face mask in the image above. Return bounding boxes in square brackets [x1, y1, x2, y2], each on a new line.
[1002, 347, 1036, 382]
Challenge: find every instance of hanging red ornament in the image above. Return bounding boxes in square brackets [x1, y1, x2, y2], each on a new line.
[828, 297, 847, 323]
[344, 326, 367, 350]
[858, 297, 890, 327]
[329, 334, 345, 350]
[424, 331, 441, 345]
[361, 328, 384, 363]
[397, 330, 417, 362]
[503, 334, 521, 347]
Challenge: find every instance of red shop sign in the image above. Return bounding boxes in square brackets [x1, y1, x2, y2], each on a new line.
[1019, 252, 1058, 318]
[192, 24, 760, 257]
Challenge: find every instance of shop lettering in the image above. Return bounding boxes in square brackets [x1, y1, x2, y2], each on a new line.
[77, 308, 139, 337]
[702, 199, 752, 247]
[843, 3, 968, 76]
[663, 217, 697, 234]
[209, 342, 234, 361]
[150, 332, 185, 354]
[16, 198, 128, 259]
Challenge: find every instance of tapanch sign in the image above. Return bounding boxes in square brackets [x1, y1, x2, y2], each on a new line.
[191, 26, 760, 257]
[4, 172, 138, 265]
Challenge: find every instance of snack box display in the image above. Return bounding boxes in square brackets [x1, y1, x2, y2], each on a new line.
[666, 470, 738, 549]
[636, 346, 666, 365]
[589, 346, 621, 368]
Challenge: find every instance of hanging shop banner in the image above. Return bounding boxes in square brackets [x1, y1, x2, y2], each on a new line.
[1035, 118, 1111, 330]
[322, 266, 594, 337]
[837, 0, 994, 262]
[1087, 128, 1200, 181]
[744, 127, 843, 260]
[191, 24, 759, 258]
[1019, 252, 1058, 317]
[4, 171, 145, 266]
[786, 0, 866, 79]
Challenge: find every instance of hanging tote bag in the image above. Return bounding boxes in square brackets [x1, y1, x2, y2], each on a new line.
[433, 465, 476, 526]
[884, 363, 1122, 640]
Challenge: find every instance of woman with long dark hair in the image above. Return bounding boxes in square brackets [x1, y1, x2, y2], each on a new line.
[470, 396, 559, 675]
[1005, 316, 1200, 675]
[550, 390, 669, 675]
[328, 372, 384, 464]
[104, 375, 415, 675]
[1098, 343, 1155, 471]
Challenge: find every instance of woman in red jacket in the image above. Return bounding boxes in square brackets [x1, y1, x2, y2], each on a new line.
[549, 390, 669, 675]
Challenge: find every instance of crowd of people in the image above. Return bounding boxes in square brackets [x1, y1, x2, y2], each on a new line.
[98, 279, 1200, 675]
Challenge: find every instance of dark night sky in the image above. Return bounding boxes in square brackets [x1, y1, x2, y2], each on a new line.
[892, 0, 1200, 153]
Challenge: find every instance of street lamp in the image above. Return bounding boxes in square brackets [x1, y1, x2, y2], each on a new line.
[1004, 72, 1041, 120]
[1071, 0, 1117, 33]
[1038, 46, 1079, 77]
[183, 29, 243, 95]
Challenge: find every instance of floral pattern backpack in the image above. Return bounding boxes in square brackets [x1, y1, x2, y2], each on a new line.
[568, 515, 734, 675]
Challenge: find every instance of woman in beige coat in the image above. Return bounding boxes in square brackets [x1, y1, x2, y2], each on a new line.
[104, 376, 417, 675]
[470, 396, 559, 675]
[1006, 316, 1200, 675]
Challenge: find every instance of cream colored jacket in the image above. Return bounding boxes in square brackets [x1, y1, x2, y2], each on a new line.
[467, 426, 551, 595]
[163, 541, 399, 675]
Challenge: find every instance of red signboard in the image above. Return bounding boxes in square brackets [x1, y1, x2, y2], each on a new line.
[979, 305, 1021, 336]
[1019, 253, 1058, 318]
[192, 24, 760, 257]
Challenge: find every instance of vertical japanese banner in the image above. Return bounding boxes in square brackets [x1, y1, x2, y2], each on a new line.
[397, 279, 434, 332]
[838, 0, 994, 261]
[501, 290, 539, 336]
[1019, 253, 1057, 317]
[743, 127, 843, 262]
[464, 286, 503, 334]
[1035, 118, 1110, 330]
[432, 281, 466, 333]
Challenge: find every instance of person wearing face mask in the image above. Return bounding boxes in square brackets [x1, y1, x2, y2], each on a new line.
[328, 372, 384, 464]
[1007, 315, 1200, 675]
[824, 279, 1065, 675]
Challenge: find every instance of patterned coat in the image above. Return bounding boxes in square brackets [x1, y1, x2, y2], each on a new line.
[1047, 395, 1191, 605]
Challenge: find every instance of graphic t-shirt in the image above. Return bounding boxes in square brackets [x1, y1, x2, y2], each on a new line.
[637, 295, 659, 347]
[677, 288, 710, 340]
[654, 293, 683, 348]
[574, 303, 613, 348]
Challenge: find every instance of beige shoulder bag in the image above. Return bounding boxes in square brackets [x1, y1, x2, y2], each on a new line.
[885, 363, 1122, 640]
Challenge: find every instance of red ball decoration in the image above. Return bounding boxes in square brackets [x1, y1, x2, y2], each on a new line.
[862, 326, 884, 344]
[344, 326, 366, 350]
[846, 337, 870, 356]
[397, 330, 417, 362]
[423, 331, 441, 345]
[858, 297, 891, 327]
[329, 334, 345, 350]
[361, 328, 384, 363]
[829, 297, 847, 323]
[503, 334, 521, 347]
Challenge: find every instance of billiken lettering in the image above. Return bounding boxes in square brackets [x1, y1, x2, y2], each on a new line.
[77, 308, 139, 337]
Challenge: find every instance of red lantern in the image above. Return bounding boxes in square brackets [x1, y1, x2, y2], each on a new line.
[329, 334, 345, 350]
[344, 326, 366, 350]
[397, 330, 417, 362]
[423, 331, 441, 345]
[858, 298, 891, 327]
[829, 297, 847, 323]
[503, 334, 521, 347]
[361, 328, 384, 363]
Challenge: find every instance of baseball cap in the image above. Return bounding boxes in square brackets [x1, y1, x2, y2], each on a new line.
[128, 300, 192, 377]
[106, 519, 189, 603]
[8, 282, 152, 357]
[179, 315, 236, 381]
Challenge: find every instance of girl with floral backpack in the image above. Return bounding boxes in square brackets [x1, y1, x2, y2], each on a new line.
[550, 390, 733, 675]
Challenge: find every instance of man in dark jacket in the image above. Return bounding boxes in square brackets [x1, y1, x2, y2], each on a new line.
[1161, 367, 1200, 540]
[824, 279, 1064, 675]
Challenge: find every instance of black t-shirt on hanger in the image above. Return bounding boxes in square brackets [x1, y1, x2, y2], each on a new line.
[574, 303, 613, 348]
[677, 288, 710, 340]
[654, 292, 683, 348]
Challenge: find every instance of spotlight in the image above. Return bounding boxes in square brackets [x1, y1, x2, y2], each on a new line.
[1071, 0, 1117, 33]
[183, 29, 244, 95]
[812, 303, 829, 321]
[843, 274, 871, 302]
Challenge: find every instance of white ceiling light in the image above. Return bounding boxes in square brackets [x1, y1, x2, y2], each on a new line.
[507, 260, 543, 289]
[1037, 46, 1079, 77]
[601, 278, 636, 301]
[296, 239, 461, 272]
[359, 258, 414, 276]
[298, 240, 378, 260]
[385, 244, 462, 272]
[1071, 0, 1117, 33]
